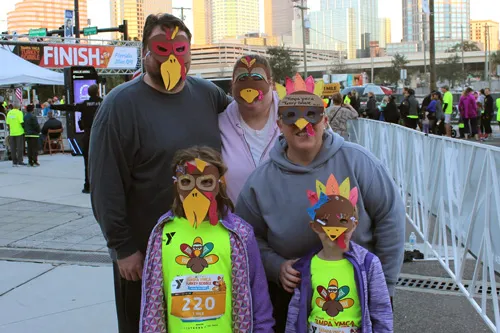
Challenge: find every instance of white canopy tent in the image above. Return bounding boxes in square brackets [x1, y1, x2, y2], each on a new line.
[0, 47, 64, 87]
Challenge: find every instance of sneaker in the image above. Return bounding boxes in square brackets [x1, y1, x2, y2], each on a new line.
[12, 164, 18, 167]
[82, 188, 90, 194]
[33, 162, 40, 167]
[18, 162, 27, 166]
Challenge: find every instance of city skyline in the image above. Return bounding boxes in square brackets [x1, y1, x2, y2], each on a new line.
[0, 0, 499, 43]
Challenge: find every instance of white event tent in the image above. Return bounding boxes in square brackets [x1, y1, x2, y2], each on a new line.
[0, 47, 64, 87]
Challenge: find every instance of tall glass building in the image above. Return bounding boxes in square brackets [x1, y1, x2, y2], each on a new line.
[308, 8, 357, 59]
[403, 0, 470, 42]
[319, 0, 379, 52]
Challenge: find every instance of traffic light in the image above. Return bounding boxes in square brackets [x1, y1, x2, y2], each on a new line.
[118, 20, 128, 41]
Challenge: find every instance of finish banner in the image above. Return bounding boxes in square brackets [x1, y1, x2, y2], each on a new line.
[13, 43, 138, 69]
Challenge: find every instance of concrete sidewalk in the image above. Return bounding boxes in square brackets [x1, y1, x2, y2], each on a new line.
[0, 154, 495, 333]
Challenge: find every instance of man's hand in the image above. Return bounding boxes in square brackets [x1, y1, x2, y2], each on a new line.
[279, 259, 300, 293]
[117, 251, 144, 281]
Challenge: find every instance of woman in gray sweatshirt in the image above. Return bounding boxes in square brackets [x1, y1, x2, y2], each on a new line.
[235, 91, 405, 332]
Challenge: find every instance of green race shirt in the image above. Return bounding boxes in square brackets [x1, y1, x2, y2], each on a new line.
[162, 217, 233, 332]
[6, 109, 24, 136]
[443, 91, 453, 114]
[344, 96, 351, 105]
[496, 98, 500, 121]
[308, 256, 362, 333]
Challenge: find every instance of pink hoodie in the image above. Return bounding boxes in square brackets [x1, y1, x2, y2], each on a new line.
[219, 92, 280, 203]
[458, 93, 478, 119]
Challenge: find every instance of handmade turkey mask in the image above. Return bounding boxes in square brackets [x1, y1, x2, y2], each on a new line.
[232, 56, 271, 104]
[278, 91, 325, 137]
[175, 158, 220, 228]
[307, 175, 359, 250]
[148, 26, 191, 91]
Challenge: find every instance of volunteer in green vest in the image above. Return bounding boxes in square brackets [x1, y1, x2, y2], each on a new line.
[343, 92, 351, 105]
[6, 100, 25, 166]
[441, 85, 453, 137]
[24, 104, 41, 167]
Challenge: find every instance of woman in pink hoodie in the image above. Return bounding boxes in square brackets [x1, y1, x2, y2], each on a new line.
[219, 55, 280, 203]
[458, 87, 478, 140]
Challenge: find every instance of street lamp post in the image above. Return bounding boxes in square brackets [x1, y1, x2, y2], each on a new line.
[429, 0, 437, 91]
[293, 0, 308, 77]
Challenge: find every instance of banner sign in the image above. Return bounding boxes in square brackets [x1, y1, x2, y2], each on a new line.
[322, 83, 340, 97]
[12, 44, 138, 69]
[64, 10, 74, 42]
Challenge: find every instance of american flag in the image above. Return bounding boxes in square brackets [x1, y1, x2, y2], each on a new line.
[15, 88, 23, 102]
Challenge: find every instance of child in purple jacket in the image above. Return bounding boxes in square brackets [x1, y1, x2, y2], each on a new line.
[139, 146, 275, 333]
[286, 175, 393, 333]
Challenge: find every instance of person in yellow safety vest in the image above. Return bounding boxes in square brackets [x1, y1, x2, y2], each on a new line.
[344, 92, 351, 105]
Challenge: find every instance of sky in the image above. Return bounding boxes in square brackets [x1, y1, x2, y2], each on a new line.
[0, 0, 499, 43]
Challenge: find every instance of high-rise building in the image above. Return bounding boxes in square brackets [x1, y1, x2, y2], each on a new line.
[7, 0, 88, 35]
[111, 0, 172, 40]
[211, 0, 260, 42]
[193, 0, 212, 45]
[470, 20, 499, 51]
[319, 0, 379, 54]
[378, 17, 391, 47]
[308, 8, 357, 59]
[403, 0, 470, 43]
[193, 0, 260, 44]
[263, 0, 294, 38]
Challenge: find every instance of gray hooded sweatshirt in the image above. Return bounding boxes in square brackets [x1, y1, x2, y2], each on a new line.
[236, 131, 405, 296]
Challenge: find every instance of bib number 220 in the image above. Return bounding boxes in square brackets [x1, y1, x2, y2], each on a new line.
[182, 296, 216, 311]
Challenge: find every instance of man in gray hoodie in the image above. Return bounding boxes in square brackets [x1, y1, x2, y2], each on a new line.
[236, 128, 405, 331]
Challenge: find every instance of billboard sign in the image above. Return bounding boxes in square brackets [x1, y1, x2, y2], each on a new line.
[12, 43, 138, 69]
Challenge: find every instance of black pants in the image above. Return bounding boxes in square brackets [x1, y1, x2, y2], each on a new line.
[269, 282, 293, 333]
[113, 262, 142, 333]
[26, 137, 39, 165]
[481, 115, 492, 134]
[404, 117, 418, 129]
[82, 131, 90, 190]
[9, 135, 24, 165]
[463, 117, 478, 136]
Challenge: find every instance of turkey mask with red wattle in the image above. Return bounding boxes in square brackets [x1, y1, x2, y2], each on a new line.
[232, 56, 271, 105]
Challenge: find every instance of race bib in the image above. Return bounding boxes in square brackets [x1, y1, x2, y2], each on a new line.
[170, 274, 227, 321]
[309, 323, 359, 333]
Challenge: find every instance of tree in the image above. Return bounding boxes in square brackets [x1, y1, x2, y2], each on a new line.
[445, 41, 480, 53]
[376, 68, 399, 85]
[266, 46, 299, 83]
[329, 59, 348, 74]
[437, 54, 463, 87]
[392, 53, 409, 71]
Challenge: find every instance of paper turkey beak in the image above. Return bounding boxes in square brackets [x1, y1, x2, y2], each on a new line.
[323, 226, 348, 242]
[240, 89, 259, 103]
[182, 188, 211, 228]
[160, 54, 182, 91]
[294, 118, 309, 130]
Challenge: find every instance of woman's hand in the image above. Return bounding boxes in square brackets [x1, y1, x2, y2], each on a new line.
[279, 259, 300, 293]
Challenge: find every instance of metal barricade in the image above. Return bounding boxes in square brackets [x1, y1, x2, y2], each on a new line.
[0, 113, 7, 161]
[348, 118, 500, 332]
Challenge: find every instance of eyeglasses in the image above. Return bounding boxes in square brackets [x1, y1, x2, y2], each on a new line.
[279, 107, 325, 126]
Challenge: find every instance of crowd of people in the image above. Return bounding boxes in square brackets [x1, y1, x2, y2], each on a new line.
[336, 85, 500, 141]
[88, 13, 404, 333]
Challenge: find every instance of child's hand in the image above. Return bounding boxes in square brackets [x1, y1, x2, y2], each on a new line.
[279, 259, 300, 293]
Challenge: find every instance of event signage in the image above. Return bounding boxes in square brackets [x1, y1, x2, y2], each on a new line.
[12, 43, 138, 69]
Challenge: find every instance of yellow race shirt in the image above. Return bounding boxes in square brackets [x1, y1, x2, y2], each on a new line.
[443, 91, 453, 114]
[6, 109, 24, 136]
[162, 217, 233, 332]
[308, 256, 362, 333]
